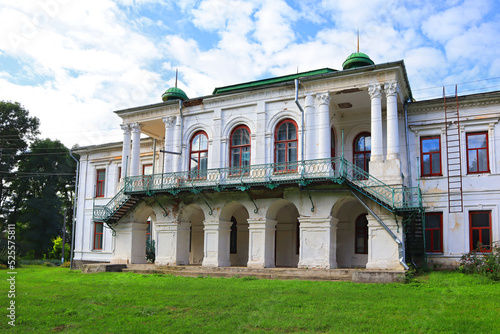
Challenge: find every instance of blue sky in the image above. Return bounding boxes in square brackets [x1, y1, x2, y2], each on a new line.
[1, 0, 499, 148]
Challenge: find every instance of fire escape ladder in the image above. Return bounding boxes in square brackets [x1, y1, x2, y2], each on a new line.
[444, 86, 463, 213]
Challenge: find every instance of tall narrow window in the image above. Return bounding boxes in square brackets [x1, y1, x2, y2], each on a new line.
[331, 128, 336, 158]
[190, 131, 208, 178]
[467, 132, 489, 174]
[470, 211, 491, 252]
[230, 217, 237, 254]
[96, 169, 106, 197]
[353, 133, 371, 176]
[421, 136, 441, 176]
[146, 220, 152, 243]
[275, 119, 298, 172]
[355, 214, 368, 254]
[93, 222, 103, 250]
[425, 213, 443, 253]
[230, 125, 251, 174]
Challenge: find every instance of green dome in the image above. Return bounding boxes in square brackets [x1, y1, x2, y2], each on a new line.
[342, 52, 375, 70]
[162, 87, 188, 102]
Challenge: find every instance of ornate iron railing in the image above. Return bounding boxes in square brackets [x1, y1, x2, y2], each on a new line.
[93, 157, 422, 223]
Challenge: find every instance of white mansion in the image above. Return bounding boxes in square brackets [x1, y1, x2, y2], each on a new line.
[73, 52, 500, 271]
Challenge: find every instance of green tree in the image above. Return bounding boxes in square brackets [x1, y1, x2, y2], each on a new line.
[11, 139, 76, 257]
[0, 101, 40, 227]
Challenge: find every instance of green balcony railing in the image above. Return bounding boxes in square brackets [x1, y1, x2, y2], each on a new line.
[93, 157, 422, 223]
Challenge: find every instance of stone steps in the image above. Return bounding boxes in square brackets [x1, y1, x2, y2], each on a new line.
[121, 265, 353, 281]
[81, 263, 406, 283]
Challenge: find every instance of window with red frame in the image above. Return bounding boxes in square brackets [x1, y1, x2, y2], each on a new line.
[93, 222, 103, 250]
[142, 164, 153, 175]
[275, 119, 298, 172]
[353, 133, 371, 176]
[466, 132, 489, 174]
[230, 125, 251, 174]
[189, 131, 208, 178]
[146, 220, 152, 243]
[421, 136, 441, 176]
[425, 212, 443, 253]
[118, 167, 122, 183]
[355, 214, 368, 254]
[470, 211, 491, 252]
[95, 169, 105, 197]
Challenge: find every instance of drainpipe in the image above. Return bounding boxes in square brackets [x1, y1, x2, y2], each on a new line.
[404, 102, 411, 187]
[69, 150, 80, 270]
[350, 191, 409, 270]
[294, 79, 305, 162]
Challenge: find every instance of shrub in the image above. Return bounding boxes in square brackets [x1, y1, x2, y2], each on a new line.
[459, 241, 500, 281]
[48, 237, 70, 260]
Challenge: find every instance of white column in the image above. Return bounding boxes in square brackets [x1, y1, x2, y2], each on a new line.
[202, 219, 231, 267]
[247, 219, 276, 268]
[368, 84, 383, 162]
[385, 81, 400, 160]
[162, 116, 175, 173]
[111, 220, 148, 264]
[317, 93, 331, 160]
[120, 124, 131, 179]
[298, 217, 338, 269]
[130, 123, 141, 177]
[304, 93, 315, 160]
[155, 220, 190, 265]
[172, 116, 181, 173]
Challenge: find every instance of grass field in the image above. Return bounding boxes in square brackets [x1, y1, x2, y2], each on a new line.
[2, 266, 500, 333]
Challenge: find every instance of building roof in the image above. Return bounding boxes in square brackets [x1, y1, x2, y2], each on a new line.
[212, 68, 337, 95]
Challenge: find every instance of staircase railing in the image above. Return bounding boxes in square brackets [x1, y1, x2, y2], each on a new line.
[93, 157, 423, 223]
[92, 180, 131, 222]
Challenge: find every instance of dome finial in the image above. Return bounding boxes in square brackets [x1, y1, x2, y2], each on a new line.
[357, 29, 359, 53]
[342, 30, 375, 70]
[162, 69, 188, 102]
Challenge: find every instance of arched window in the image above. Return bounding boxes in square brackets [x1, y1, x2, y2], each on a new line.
[230, 125, 251, 174]
[275, 119, 298, 172]
[355, 214, 368, 254]
[353, 133, 371, 174]
[190, 131, 208, 178]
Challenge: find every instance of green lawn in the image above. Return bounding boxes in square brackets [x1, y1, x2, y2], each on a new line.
[2, 266, 500, 333]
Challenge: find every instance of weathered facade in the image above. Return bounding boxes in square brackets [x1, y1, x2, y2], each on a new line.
[73, 54, 499, 271]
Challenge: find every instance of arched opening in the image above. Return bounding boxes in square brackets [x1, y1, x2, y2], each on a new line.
[268, 200, 300, 267]
[220, 201, 249, 266]
[178, 204, 205, 265]
[333, 199, 369, 268]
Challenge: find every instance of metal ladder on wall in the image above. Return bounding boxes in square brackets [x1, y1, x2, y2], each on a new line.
[444, 86, 463, 213]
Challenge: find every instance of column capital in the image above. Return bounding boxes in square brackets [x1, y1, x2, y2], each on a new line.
[120, 123, 131, 133]
[368, 83, 382, 99]
[130, 123, 141, 133]
[317, 93, 331, 106]
[384, 81, 399, 97]
[162, 116, 176, 128]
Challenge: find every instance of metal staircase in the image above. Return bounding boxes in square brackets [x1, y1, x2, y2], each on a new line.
[444, 86, 463, 213]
